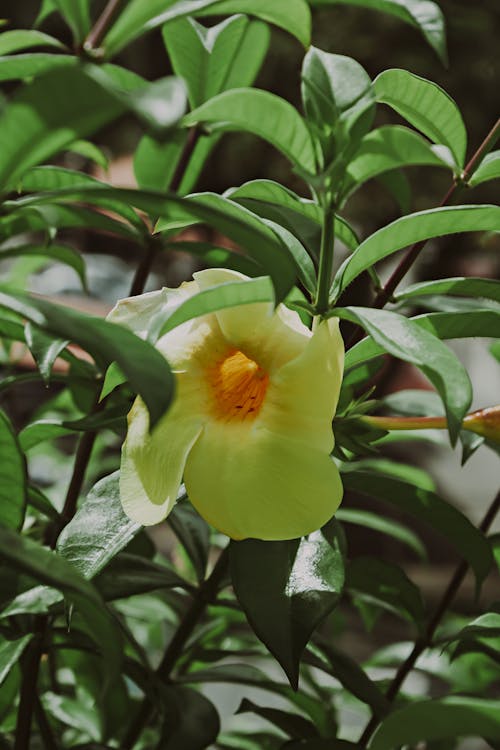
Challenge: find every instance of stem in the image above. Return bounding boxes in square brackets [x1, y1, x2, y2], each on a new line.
[83, 0, 124, 52]
[362, 406, 499, 441]
[346, 116, 500, 348]
[122, 547, 230, 750]
[34, 695, 59, 750]
[315, 203, 336, 314]
[14, 633, 44, 750]
[358, 489, 500, 747]
[128, 127, 201, 298]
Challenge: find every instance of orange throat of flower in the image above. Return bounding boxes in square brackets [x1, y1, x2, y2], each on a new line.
[209, 349, 269, 422]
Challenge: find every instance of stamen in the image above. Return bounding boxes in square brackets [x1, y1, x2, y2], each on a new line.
[209, 350, 269, 422]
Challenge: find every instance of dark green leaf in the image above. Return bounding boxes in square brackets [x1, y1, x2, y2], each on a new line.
[374, 68, 466, 167]
[236, 697, 318, 739]
[333, 306, 472, 443]
[0, 635, 32, 685]
[19, 420, 75, 452]
[230, 520, 345, 688]
[0, 289, 174, 429]
[371, 697, 500, 749]
[159, 684, 220, 749]
[342, 470, 494, 587]
[336, 507, 426, 559]
[347, 556, 425, 626]
[331, 205, 500, 298]
[103, 0, 311, 55]
[184, 88, 317, 173]
[57, 472, 141, 580]
[94, 553, 192, 600]
[169, 499, 211, 584]
[0, 526, 121, 687]
[24, 322, 68, 383]
[398, 277, 500, 304]
[0, 410, 26, 530]
[0, 242, 87, 291]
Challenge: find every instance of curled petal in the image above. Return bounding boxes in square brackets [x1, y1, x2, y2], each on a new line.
[184, 421, 343, 540]
[120, 392, 203, 526]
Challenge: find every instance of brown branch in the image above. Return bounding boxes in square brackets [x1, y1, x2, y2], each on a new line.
[83, 0, 124, 53]
[358, 489, 500, 747]
[122, 546, 230, 750]
[346, 116, 500, 348]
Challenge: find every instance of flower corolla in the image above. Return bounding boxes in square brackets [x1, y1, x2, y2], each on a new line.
[109, 268, 344, 540]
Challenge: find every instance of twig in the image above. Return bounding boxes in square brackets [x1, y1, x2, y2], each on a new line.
[358, 489, 500, 747]
[34, 694, 59, 750]
[83, 0, 124, 53]
[346, 116, 500, 348]
[122, 546, 230, 750]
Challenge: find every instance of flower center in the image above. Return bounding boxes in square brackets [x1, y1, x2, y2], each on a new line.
[209, 349, 269, 422]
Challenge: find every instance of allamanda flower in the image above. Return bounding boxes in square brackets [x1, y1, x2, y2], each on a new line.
[109, 268, 344, 540]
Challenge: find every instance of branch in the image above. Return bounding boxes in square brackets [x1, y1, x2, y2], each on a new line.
[122, 546, 230, 750]
[358, 489, 500, 747]
[83, 0, 124, 53]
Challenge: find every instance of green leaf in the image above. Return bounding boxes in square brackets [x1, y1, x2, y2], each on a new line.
[0, 410, 26, 530]
[0, 53, 75, 82]
[236, 697, 318, 739]
[94, 553, 192, 600]
[343, 125, 448, 198]
[42, 692, 101, 742]
[0, 635, 32, 685]
[398, 277, 500, 304]
[336, 507, 426, 559]
[0, 66, 125, 191]
[348, 556, 424, 626]
[103, 0, 311, 56]
[370, 697, 500, 749]
[306, 641, 390, 717]
[165, 240, 260, 277]
[163, 15, 270, 108]
[469, 150, 500, 186]
[286, 742, 361, 750]
[65, 139, 109, 171]
[230, 519, 345, 688]
[168, 498, 210, 583]
[0, 29, 66, 54]
[331, 205, 500, 298]
[310, 0, 447, 64]
[159, 684, 220, 749]
[134, 131, 187, 192]
[342, 470, 494, 587]
[345, 309, 500, 371]
[333, 306, 472, 443]
[24, 323, 68, 383]
[19, 420, 75, 452]
[0, 242, 87, 291]
[56, 472, 141, 580]
[0, 526, 122, 687]
[373, 69, 467, 168]
[183, 88, 317, 173]
[0, 290, 174, 429]
[447, 613, 500, 644]
[53, 0, 91, 42]
[150, 277, 274, 341]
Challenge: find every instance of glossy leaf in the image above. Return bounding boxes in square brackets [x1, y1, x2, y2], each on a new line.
[398, 277, 500, 304]
[0, 53, 75, 82]
[370, 697, 500, 749]
[0, 526, 121, 686]
[163, 15, 270, 108]
[0, 66, 125, 191]
[345, 310, 500, 371]
[331, 205, 500, 298]
[103, 0, 311, 55]
[230, 520, 345, 688]
[184, 88, 317, 173]
[168, 498, 211, 583]
[342, 470, 494, 587]
[333, 306, 472, 443]
[343, 125, 447, 197]
[159, 684, 220, 749]
[57, 472, 141, 580]
[311, 0, 446, 64]
[0, 29, 66, 54]
[0, 410, 26, 530]
[336, 507, 426, 559]
[0, 635, 32, 685]
[373, 69, 467, 168]
[0, 289, 174, 429]
[236, 697, 318, 739]
[94, 553, 192, 600]
[469, 150, 500, 186]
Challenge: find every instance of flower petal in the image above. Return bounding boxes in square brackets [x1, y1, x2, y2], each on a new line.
[120, 394, 202, 526]
[193, 268, 309, 371]
[184, 420, 343, 540]
[261, 318, 344, 451]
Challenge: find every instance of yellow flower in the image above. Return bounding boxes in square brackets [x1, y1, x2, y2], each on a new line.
[109, 269, 344, 540]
